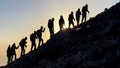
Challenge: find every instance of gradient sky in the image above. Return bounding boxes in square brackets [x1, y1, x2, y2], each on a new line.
[0, 0, 119, 66]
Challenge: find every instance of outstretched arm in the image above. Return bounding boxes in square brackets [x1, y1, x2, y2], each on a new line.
[42, 27, 45, 32]
[16, 45, 19, 49]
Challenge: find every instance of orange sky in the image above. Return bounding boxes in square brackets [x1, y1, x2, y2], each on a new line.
[0, 0, 119, 66]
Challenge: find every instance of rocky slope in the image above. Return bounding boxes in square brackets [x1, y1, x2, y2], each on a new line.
[2, 2, 120, 68]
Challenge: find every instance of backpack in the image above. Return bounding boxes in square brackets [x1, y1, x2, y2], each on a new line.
[19, 38, 26, 46]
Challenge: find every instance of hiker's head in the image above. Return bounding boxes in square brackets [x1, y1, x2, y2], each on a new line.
[41, 26, 43, 29]
[48, 19, 51, 22]
[25, 37, 27, 40]
[34, 31, 36, 34]
[9, 45, 10, 47]
[60, 15, 63, 18]
[71, 11, 73, 14]
[13, 43, 15, 46]
[52, 18, 54, 21]
[85, 4, 88, 7]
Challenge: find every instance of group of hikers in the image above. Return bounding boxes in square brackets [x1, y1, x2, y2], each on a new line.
[30, 26, 45, 51]
[68, 4, 90, 28]
[7, 37, 27, 64]
[6, 4, 90, 64]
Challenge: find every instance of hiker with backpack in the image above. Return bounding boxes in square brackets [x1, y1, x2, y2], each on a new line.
[36, 26, 45, 47]
[19, 37, 27, 57]
[30, 31, 37, 51]
[68, 11, 75, 28]
[81, 4, 90, 23]
[11, 43, 19, 61]
[48, 18, 54, 38]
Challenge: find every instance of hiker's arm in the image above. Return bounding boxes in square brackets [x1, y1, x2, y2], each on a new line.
[16, 46, 19, 49]
[74, 17, 75, 21]
[87, 9, 90, 13]
[42, 28, 45, 32]
[73, 16, 75, 21]
[44, 28, 45, 31]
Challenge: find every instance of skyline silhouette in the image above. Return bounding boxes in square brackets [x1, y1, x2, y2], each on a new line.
[0, 0, 120, 66]
[3, 1, 120, 67]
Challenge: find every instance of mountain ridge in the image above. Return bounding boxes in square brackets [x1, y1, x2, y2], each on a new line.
[2, 2, 120, 68]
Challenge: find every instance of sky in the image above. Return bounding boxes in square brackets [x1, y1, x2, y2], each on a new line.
[0, 0, 120, 66]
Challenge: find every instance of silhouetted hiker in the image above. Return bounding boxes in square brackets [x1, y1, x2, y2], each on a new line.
[48, 19, 52, 38]
[68, 11, 75, 28]
[59, 15, 65, 31]
[51, 18, 55, 36]
[7, 45, 12, 64]
[36, 26, 45, 47]
[76, 8, 81, 26]
[30, 31, 37, 51]
[81, 4, 90, 23]
[48, 18, 54, 38]
[19, 37, 27, 56]
[11, 43, 19, 61]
